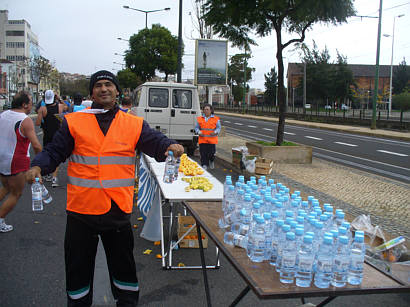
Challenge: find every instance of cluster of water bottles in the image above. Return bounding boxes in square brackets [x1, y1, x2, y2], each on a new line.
[162, 151, 181, 184]
[220, 175, 366, 288]
[31, 177, 53, 212]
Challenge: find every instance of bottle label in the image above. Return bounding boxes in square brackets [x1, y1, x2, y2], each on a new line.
[32, 192, 42, 201]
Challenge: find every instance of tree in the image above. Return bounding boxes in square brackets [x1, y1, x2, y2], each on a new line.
[191, 0, 213, 39]
[117, 68, 142, 91]
[228, 53, 254, 103]
[59, 76, 89, 97]
[392, 91, 410, 111]
[332, 52, 355, 105]
[200, 0, 355, 145]
[264, 67, 278, 106]
[125, 24, 182, 82]
[30, 56, 53, 84]
[393, 58, 410, 95]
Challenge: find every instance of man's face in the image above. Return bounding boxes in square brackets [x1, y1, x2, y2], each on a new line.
[24, 96, 33, 115]
[91, 80, 119, 109]
[203, 106, 212, 117]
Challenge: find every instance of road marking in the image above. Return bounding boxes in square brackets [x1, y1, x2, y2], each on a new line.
[314, 152, 410, 182]
[234, 122, 243, 125]
[305, 136, 323, 140]
[377, 150, 408, 157]
[284, 132, 295, 135]
[224, 120, 231, 123]
[247, 125, 257, 128]
[263, 128, 273, 131]
[334, 142, 358, 147]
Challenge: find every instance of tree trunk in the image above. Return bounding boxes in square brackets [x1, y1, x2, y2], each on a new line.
[275, 27, 286, 146]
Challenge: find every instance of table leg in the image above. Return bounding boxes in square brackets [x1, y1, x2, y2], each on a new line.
[229, 285, 250, 307]
[168, 201, 174, 268]
[317, 296, 336, 307]
[196, 224, 212, 307]
[159, 196, 166, 269]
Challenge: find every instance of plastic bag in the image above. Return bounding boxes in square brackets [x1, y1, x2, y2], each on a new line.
[351, 214, 386, 248]
[241, 156, 256, 173]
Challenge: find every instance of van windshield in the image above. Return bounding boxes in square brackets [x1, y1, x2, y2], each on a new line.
[149, 88, 169, 108]
[172, 89, 192, 109]
[132, 89, 142, 107]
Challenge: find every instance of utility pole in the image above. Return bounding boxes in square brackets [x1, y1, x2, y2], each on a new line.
[242, 48, 247, 111]
[371, 0, 383, 129]
[303, 62, 307, 114]
[177, 0, 183, 83]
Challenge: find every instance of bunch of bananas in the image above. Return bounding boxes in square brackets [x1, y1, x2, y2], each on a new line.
[182, 177, 213, 192]
[178, 153, 204, 176]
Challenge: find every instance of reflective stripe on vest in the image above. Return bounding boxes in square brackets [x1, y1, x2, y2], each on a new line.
[65, 110, 143, 215]
[197, 116, 219, 144]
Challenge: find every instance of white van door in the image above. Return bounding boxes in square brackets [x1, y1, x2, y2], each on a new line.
[170, 88, 197, 141]
[146, 87, 170, 136]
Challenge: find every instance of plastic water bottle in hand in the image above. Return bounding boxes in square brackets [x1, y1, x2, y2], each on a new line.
[173, 155, 181, 180]
[163, 151, 175, 183]
[31, 178, 43, 212]
[41, 183, 52, 204]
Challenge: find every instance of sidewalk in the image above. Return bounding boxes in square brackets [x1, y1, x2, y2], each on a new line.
[214, 114, 410, 245]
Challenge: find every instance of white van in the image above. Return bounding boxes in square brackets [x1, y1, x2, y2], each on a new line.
[130, 82, 201, 156]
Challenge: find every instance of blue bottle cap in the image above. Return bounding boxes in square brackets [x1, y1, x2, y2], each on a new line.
[252, 202, 261, 209]
[291, 200, 299, 208]
[294, 190, 301, 196]
[342, 221, 350, 229]
[290, 221, 298, 229]
[354, 235, 364, 243]
[320, 214, 328, 221]
[306, 231, 315, 238]
[336, 211, 345, 219]
[285, 217, 294, 225]
[285, 210, 293, 217]
[308, 195, 314, 201]
[263, 212, 271, 220]
[286, 232, 296, 241]
[276, 219, 285, 227]
[240, 209, 247, 216]
[256, 216, 265, 224]
[303, 235, 313, 243]
[282, 224, 291, 232]
[330, 230, 339, 238]
[324, 236, 333, 245]
[268, 179, 274, 184]
[296, 216, 304, 224]
[244, 195, 251, 201]
[315, 221, 324, 229]
[296, 228, 304, 236]
[339, 236, 349, 244]
[229, 185, 234, 191]
[271, 210, 279, 218]
[338, 227, 347, 235]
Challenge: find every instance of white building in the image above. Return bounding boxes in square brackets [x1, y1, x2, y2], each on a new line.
[0, 10, 40, 100]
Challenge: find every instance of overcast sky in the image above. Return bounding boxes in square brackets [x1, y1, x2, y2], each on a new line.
[3, 0, 410, 90]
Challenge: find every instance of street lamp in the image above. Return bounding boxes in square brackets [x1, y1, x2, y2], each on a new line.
[113, 62, 125, 69]
[117, 37, 129, 42]
[114, 53, 125, 56]
[383, 14, 404, 116]
[123, 5, 170, 29]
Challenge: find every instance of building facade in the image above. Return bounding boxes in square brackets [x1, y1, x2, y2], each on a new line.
[0, 10, 40, 101]
[286, 63, 399, 109]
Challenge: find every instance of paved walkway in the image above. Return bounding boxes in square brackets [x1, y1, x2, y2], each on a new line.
[215, 112, 410, 246]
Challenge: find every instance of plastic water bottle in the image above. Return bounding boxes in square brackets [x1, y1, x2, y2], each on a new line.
[279, 232, 297, 284]
[173, 155, 181, 180]
[224, 231, 247, 248]
[332, 235, 350, 287]
[314, 236, 334, 288]
[249, 216, 266, 262]
[276, 224, 291, 272]
[270, 219, 284, 267]
[219, 185, 235, 228]
[296, 235, 315, 287]
[163, 151, 175, 183]
[31, 178, 43, 212]
[348, 234, 365, 285]
[41, 184, 52, 204]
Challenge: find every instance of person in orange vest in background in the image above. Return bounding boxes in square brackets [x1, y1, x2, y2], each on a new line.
[25, 70, 184, 307]
[195, 103, 221, 170]
[120, 96, 132, 113]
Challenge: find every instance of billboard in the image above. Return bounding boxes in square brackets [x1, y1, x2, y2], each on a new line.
[194, 39, 228, 86]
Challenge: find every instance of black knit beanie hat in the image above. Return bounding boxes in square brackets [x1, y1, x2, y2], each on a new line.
[89, 70, 121, 95]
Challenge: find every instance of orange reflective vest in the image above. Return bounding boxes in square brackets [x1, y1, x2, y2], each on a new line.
[197, 116, 219, 144]
[65, 111, 143, 215]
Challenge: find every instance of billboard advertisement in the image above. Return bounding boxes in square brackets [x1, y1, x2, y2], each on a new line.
[194, 39, 228, 86]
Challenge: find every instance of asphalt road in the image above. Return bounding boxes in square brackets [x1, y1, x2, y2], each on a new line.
[0, 124, 409, 306]
[219, 114, 410, 184]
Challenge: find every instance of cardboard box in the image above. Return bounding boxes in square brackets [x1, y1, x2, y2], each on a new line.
[177, 215, 208, 248]
[255, 158, 273, 175]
